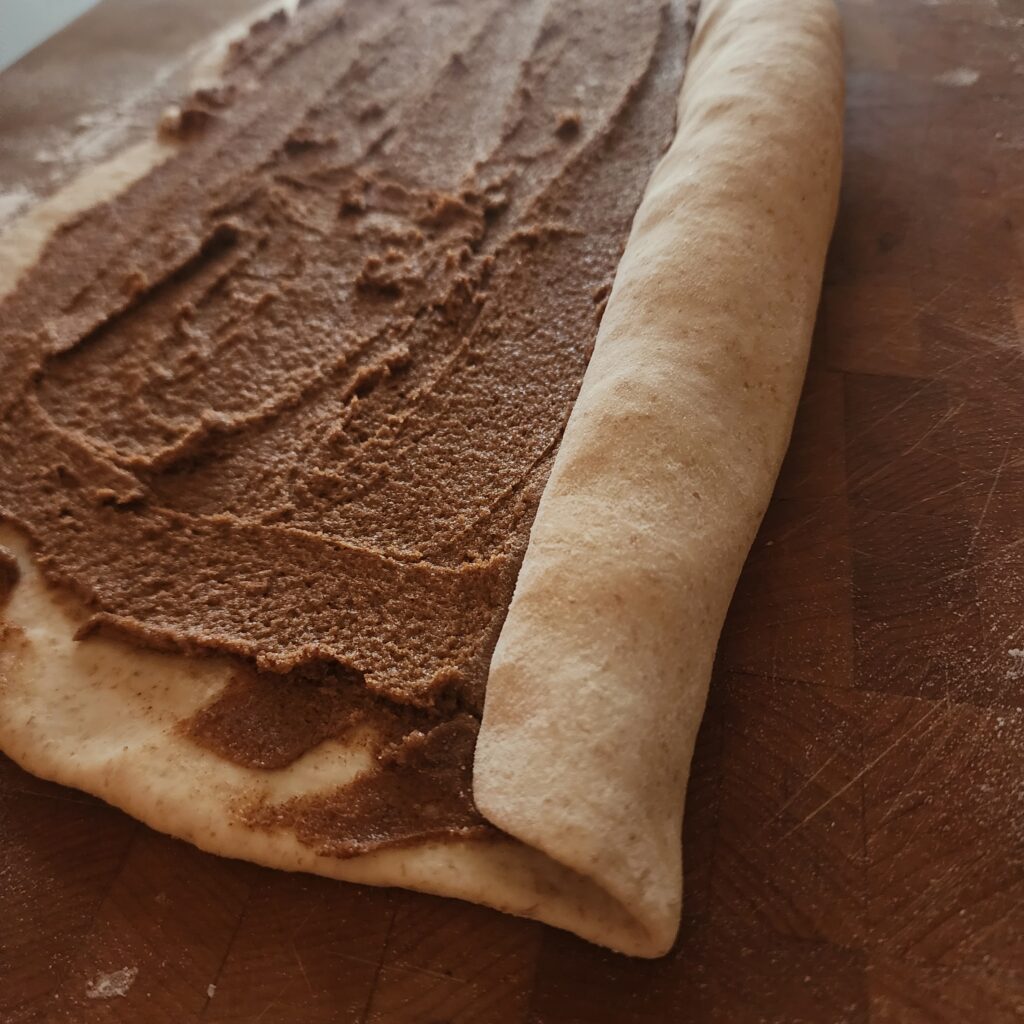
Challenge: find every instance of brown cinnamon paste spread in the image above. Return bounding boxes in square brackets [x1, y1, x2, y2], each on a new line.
[0, 0, 695, 854]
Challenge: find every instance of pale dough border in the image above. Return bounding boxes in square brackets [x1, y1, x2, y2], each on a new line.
[0, 0, 843, 957]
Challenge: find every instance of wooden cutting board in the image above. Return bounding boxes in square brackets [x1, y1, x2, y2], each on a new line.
[1, 0, 1021, 1020]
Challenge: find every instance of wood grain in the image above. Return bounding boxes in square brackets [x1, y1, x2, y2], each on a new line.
[1, 0, 1022, 1019]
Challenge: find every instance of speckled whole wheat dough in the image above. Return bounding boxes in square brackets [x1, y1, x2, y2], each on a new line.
[0, 0, 843, 957]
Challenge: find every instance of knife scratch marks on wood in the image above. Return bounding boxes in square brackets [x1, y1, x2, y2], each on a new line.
[287, 904, 316, 998]
[255, 995, 283, 1023]
[899, 400, 965, 459]
[7, 785, 94, 805]
[873, 730, 941, 831]
[771, 747, 845, 823]
[894, 843, 991, 933]
[915, 474, 977, 508]
[848, 346, 991, 441]
[852, 376, 944, 442]
[850, 399, 965, 497]
[937, 535, 1024, 585]
[774, 696, 952, 845]
[202, 870, 255, 1015]
[292, 938, 313, 999]
[357, 903, 399, 1024]
[957, 892, 1024, 961]
[328, 947, 462, 983]
[962, 443, 1011, 568]
[769, 501, 838, 548]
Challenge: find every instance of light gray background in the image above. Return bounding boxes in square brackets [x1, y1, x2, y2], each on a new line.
[0, 0, 101, 71]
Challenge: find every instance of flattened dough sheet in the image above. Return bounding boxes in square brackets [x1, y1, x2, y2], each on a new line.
[0, 0, 842, 956]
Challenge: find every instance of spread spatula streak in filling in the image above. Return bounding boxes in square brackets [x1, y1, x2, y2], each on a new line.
[0, 0, 692, 849]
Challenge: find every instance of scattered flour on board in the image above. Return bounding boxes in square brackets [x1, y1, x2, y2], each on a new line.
[86, 966, 138, 1000]
[1009, 649, 1024, 681]
[207, 983, 217, 998]
[27, 53, 188, 188]
[0, 185, 36, 228]
[16, 1, 302, 196]
[934, 67, 980, 87]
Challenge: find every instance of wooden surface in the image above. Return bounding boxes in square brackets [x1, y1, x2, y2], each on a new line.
[1, 0, 1022, 1020]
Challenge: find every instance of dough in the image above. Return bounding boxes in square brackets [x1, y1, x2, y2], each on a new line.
[0, 0, 842, 956]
